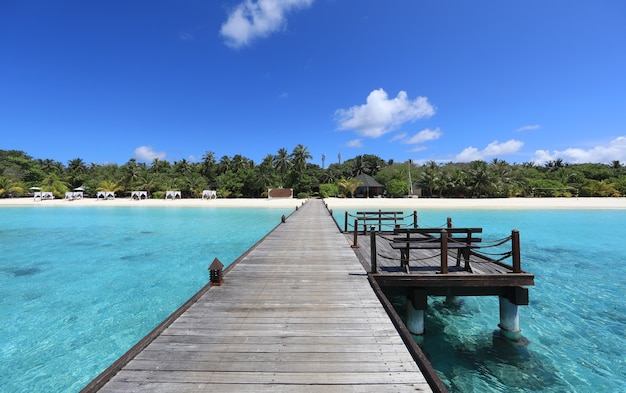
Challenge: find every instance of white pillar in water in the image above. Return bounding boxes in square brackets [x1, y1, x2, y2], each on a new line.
[498, 296, 521, 341]
[406, 299, 425, 336]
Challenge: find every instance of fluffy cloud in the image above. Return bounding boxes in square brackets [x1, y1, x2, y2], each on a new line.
[134, 146, 166, 162]
[532, 136, 626, 165]
[455, 139, 524, 162]
[335, 89, 435, 138]
[514, 124, 541, 132]
[220, 0, 314, 48]
[403, 127, 442, 145]
[346, 139, 363, 148]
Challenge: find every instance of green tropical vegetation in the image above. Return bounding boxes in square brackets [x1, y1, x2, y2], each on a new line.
[1, 149, 624, 199]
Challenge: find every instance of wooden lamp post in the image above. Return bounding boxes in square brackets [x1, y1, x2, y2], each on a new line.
[209, 258, 224, 286]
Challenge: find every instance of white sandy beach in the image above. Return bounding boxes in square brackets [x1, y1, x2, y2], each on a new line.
[1, 196, 625, 209]
[323, 196, 626, 210]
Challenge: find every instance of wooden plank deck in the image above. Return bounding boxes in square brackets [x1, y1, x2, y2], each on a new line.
[347, 230, 534, 290]
[85, 199, 434, 392]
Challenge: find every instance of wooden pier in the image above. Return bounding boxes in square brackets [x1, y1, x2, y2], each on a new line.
[343, 210, 535, 338]
[82, 200, 440, 392]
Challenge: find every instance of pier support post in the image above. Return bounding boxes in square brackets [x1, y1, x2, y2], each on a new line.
[370, 226, 377, 273]
[406, 289, 427, 336]
[351, 219, 359, 248]
[498, 296, 521, 341]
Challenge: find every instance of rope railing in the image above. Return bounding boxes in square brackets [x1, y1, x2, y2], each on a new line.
[377, 251, 442, 262]
[473, 235, 513, 248]
[369, 227, 523, 274]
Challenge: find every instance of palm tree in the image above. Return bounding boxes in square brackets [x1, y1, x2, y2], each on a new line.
[419, 161, 440, 197]
[273, 148, 291, 185]
[232, 154, 251, 172]
[491, 159, 513, 197]
[201, 151, 217, 181]
[218, 155, 232, 174]
[468, 160, 495, 197]
[290, 144, 312, 174]
[38, 158, 63, 175]
[97, 180, 123, 194]
[0, 176, 24, 197]
[41, 172, 69, 197]
[337, 178, 362, 198]
[150, 158, 170, 174]
[122, 159, 143, 189]
[66, 158, 87, 189]
[174, 159, 192, 177]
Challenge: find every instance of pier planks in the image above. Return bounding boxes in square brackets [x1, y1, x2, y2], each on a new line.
[88, 200, 432, 393]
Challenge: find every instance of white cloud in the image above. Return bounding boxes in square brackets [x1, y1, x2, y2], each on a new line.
[335, 88, 435, 138]
[346, 139, 363, 148]
[134, 146, 166, 162]
[515, 124, 541, 132]
[389, 132, 407, 142]
[179, 32, 194, 41]
[455, 139, 524, 162]
[409, 145, 428, 153]
[403, 127, 442, 144]
[220, 0, 314, 48]
[532, 136, 626, 165]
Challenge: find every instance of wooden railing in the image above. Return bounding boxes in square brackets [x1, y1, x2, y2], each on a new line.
[369, 222, 522, 275]
[344, 210, 417, 233]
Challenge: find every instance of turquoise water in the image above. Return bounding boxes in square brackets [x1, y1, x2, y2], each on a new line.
[1, 206, 624, 392]
[0, 206, 292, 392]
[335, 208, 626, 392]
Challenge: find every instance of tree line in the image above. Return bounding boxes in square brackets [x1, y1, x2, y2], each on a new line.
[1, 149, 624, 199]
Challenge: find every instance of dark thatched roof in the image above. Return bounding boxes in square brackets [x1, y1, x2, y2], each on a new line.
[354, 173, 384, 188]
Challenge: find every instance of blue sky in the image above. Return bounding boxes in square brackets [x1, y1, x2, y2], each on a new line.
[2, 0, 625, 167]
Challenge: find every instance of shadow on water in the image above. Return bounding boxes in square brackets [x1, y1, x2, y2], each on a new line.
[1, 266, 42, 277]
[389, 295, 568, 392]
[119, 252, 153, 261]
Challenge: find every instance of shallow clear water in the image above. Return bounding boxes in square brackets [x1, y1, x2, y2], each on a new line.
[1, 206, 624, 392]
[335, 208, 626, 392]
[0, 206, 292, 393]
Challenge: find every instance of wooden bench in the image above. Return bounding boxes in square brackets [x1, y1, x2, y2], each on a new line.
[391, 227, 482, 273]
[346, 211, 411, 233]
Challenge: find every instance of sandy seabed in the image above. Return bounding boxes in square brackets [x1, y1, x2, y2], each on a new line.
[1, 196, 625, 210]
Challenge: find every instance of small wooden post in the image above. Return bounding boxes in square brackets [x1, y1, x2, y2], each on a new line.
[440, 229, 448, 274]
[281, 214, 286, 223]
[447, 217, 453, 228]
[378, 209, 382, 232]
[351, 219, 359, 248]
[370, 226, 377, 273]
[413, 211, 418, 228]
[208, 258, 224, 286]
[512, 229, 521, 273]
[344, 211, 348, 233]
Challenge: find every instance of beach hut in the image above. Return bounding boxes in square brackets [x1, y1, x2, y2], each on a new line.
[42, 192, 54, 200]
[97, 191, 115, 200]
[202, 190, 217, 200]
[65, 189, 84, 201]
[354, 173, 385, 198]
[73, 187, 84, 200]
[131, 191, 148, 200]
[165, 190, 181, 200]
[30, 187, 42, 201]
